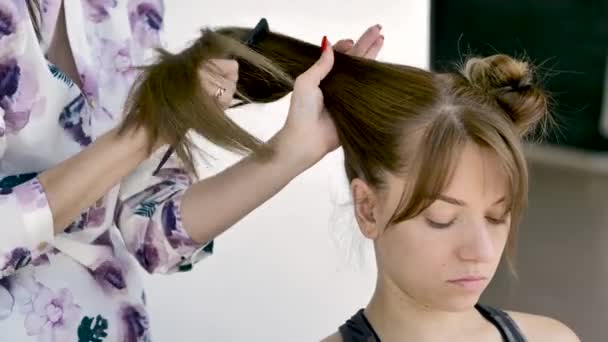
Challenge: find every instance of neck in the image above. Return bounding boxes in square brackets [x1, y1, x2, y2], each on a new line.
[364, 274, 487, 341]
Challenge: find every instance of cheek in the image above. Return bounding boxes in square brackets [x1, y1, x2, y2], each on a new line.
[491, 222, 511, 252]
[376, 223, 451, 280]
[494, 228, 511, 264]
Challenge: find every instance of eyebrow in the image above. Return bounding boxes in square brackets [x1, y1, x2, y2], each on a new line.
[435, 195, 506, 207]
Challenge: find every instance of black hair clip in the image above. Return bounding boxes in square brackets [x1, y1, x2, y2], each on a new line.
[228, 18, 271, 109]
[244, 18, 269, 47]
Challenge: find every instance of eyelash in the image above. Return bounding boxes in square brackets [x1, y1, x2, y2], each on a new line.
[486, 215, 508, 225]
[425, 218, 455, 229]
[426, 215, 508, 229]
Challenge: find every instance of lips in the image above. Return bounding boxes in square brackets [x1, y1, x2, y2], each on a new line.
[447, 276, 488, 291]
[449, 276, 487, 282]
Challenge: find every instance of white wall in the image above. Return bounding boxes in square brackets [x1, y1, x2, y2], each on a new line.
[144, 1, 430, 341]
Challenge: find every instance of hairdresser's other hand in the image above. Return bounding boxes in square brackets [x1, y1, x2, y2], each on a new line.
[334, 24, 384, 59]
[275, 37, 337, 171]
[198, 58, 239, 108]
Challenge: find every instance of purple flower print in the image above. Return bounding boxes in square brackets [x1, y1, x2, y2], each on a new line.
[162, 199, 197, 249]
[68, 54, 99, 104]
[0, 2, 17, 38]
[99, 41, 135, 77]
[0, 58, 46, 134]
[1, 247, 31, 276]
[90, 260, 126, 291]
[13, 178, 49, 211]
[122, 181, 171, 212]
[83, 0, 118, 23]
[58, 94, 92, 146]
[133, 221, 169, 273]
[0, 1, 27, 59]
[95, 39, 135, 80]
[64, 200, 105, 233]
[121, 304, 151, 342]
[24, 287, 82, 341]
[93, 39, 135, 112]
[88, 200, 107, 228]
[154, 167, 190, 185]
[64, 212, 87, 234]
[31, 254, 50, 267]
[0, 59, 20, 100]
[114, 46, 134, 76]
[128, 0, 163, 48]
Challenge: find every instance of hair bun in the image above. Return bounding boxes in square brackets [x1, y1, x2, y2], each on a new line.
[462, 54, 548, 136]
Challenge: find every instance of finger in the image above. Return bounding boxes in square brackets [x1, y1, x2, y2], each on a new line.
[198, 68, 225, 95]
[363, 35, 384, 59]
[299, 37, 335, 85]
[198, 70, 233, 104]
[350, 24, 382, 57]
[333, 39, 354, 53]
[217, 87, 236, 108]
[205, 59, 238, 74]
[210, 81, 236, 108]
[199, 59, 239, 102]
[203, 59, 239, 81]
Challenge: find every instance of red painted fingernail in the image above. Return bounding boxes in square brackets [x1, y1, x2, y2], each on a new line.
[321, 36, 328, 52]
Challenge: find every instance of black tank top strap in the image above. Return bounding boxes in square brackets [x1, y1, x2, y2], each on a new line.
[475, 304, 528, 342]
[338, 305, 527, 342]
[338, 309, 381, 342]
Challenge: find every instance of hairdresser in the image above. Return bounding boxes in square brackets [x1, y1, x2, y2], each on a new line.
[0, 1, 383, 340]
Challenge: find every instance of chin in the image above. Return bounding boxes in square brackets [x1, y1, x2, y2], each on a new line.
[432, 292, 484, 312]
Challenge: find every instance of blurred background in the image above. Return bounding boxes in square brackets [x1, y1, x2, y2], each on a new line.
[143, 0, 607, 341]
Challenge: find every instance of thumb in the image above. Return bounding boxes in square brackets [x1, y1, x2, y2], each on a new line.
[302, 36, 335, 85]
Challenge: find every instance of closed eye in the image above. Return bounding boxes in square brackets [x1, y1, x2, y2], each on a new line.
[486, 212, 510, 225]
[425, 218, 456, 229]
[486, 217, 506, 225]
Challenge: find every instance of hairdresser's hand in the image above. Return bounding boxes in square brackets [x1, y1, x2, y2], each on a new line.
[275, 37, 337, 171]
[334, 24, 384, 59]
[199, 58, 239, 108]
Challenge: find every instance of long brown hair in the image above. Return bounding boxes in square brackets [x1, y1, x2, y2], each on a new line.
[214, 27, 549, 265]
[123, 24, 548, 264]
[118, 30, 292, 173]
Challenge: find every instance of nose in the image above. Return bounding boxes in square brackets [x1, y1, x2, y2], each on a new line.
[457, 220, 496, 263]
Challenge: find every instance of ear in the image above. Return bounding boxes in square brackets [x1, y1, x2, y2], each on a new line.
[351, 178, 381, 240]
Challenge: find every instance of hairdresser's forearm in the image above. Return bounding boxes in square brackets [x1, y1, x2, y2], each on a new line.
[180, 129, 312, 243]
[38, 126, 151, 234]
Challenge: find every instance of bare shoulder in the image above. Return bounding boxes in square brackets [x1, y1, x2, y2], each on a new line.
[506, 310, 580, 342]
[320, 332, 343, 342]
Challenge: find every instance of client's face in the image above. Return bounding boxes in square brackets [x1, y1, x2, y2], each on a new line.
[373, 143, 511, 311]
